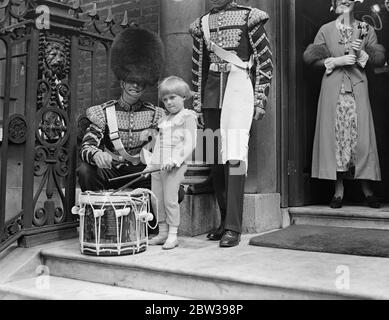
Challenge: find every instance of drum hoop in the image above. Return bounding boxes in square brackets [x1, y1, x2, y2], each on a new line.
[78, 192, 149, 205]
[83, 240, 147, 247]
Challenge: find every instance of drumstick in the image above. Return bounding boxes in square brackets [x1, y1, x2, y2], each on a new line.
[108, 168, 161, 183]
[109, 175, 145, 195]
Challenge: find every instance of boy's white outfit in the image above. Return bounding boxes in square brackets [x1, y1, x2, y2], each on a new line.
[147, 108, 197, 248]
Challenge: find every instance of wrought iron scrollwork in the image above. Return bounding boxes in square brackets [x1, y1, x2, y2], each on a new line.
[9, 25, 30, 40]
[36, 108, 69, 147]
[1, 213, 24, 241]
[33, 31, 73, 227]
[34, 145, 49, 177]
[54, 147, 68, 177]
[0, 0, 35, 27]
[68, 0, 82, 18]
[78, 35, 93, 47]
[0, 0, 132, 36]
[33, 145, 68, 226]
[8, 113, 27, 144]
[54, 206, 64, 224]
[33, 207, 47, 227]
[37, 79, 51, 110]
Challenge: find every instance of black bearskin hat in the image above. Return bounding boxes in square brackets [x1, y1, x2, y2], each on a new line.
[110, 27, 165, 87]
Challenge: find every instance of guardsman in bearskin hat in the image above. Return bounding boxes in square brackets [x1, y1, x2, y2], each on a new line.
[189, 0, 273, 247]
[77, 27, 166, 192]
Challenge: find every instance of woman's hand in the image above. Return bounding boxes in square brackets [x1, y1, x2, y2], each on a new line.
[334, 54, 357, 67]
[351, 39, 363, 56]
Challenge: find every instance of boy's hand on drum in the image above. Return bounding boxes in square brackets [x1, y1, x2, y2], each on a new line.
[162, 161, 176, 171]
[93, 151, 113, 169]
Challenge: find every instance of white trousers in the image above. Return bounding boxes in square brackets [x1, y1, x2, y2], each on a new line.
[151, 165, 187, 227]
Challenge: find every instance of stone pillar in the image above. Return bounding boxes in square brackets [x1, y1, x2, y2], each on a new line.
[240, 0, 282, 233]
[160, 0, 205, 84]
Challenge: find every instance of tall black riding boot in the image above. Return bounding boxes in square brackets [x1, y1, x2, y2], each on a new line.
[207, 164, 227, 240]
[220, 160, 246, 247]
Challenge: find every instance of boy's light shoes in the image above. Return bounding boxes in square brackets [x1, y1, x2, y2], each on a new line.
[162, 238, 179, 250]
[148, 234, 168, 245]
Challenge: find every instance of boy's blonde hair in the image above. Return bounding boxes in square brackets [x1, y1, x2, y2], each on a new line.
[158, 76, 193, 101]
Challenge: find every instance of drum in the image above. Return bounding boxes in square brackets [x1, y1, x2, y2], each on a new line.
[72, 190, 154, 256]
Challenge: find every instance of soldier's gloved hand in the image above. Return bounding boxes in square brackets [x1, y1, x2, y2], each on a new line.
[196, 113, 205, 129]
[253, 106, 266, 121]
[93, 151, 113, 169]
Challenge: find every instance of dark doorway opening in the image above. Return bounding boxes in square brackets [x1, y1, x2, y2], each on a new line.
[288, 0, 389, 207]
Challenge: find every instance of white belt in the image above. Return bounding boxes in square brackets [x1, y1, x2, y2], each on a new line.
[106, 104, 142, 165]
[209, 63, 231, 73]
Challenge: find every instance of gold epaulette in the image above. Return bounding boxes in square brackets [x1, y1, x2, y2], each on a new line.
[189, 18, 202, 37]
[85, 100, 116, 130]
[236, 5, 251, 11]
[247, 8, 269, 28]
[101, 100, 117, 109]
[143, 101, 157, 111]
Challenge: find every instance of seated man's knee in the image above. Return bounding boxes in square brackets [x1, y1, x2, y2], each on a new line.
[77, 162, 96, 179]
[77, 162, 101, 192]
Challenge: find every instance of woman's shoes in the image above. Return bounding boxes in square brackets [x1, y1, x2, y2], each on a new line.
[366, 195, 380, 209]
[330, 196, 343, 209]
[329, 195, 380, 209]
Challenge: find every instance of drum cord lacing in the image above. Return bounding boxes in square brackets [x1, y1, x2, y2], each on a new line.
[108, 197, 133, 255]
[128, 188, 159, 231]
[74, 189, 159, 255]
[86, 191, 109, 256]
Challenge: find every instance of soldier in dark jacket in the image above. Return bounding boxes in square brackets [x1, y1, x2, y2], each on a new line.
[189, 0, 273, 247]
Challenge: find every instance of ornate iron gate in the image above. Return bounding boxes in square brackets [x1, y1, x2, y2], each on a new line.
[0, 0, 149, 252]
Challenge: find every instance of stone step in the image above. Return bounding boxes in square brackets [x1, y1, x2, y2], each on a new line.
[0, 276, 185, 300]
[38, 238, 386, 300]
[289, 205, 389, 230]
